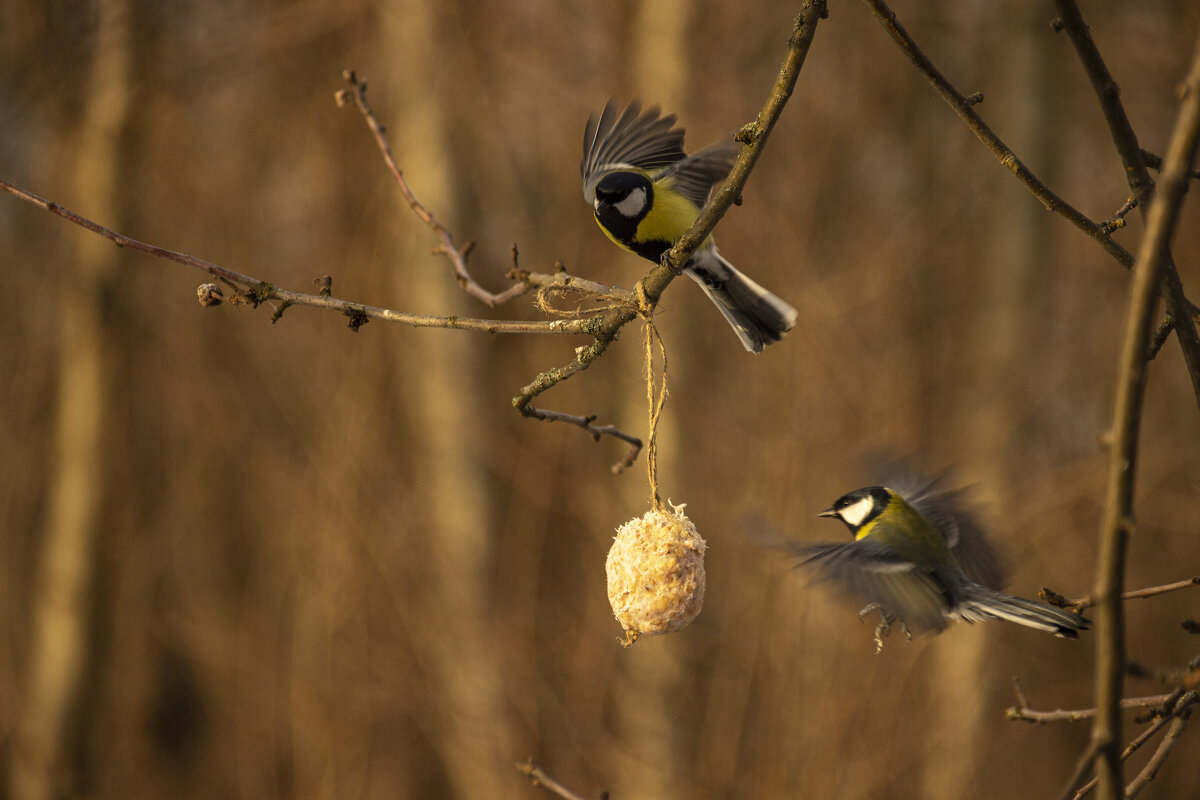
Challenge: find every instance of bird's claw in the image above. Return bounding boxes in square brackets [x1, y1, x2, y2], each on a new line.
[858, 603, 905, 653]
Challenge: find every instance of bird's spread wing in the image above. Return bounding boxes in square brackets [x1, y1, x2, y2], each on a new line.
[581, 100, 686, 202]
[652, 141, 741, 208]
[898, 478, 1007, 591]
[791, 539, 951, 634]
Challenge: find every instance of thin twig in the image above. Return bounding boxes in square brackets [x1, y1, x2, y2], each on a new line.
[522, 406, 643, 474]
[516, 758, 598, 800]
[1058, 739, 1103, 800]
[1072, 692, 1199, 800]
[1087, 35, 1200, 800]
[860, 0, 1135, 267]
[1052, 576, 1200, 611]
[337, 70, 529, 308]
[1140, 147, 1200, 179]
[1124, 708, 1193, 798]
[1054, 0, 1200, 411]
[1007, 692, 1175, 724]
[1100, 196, 1137, 234]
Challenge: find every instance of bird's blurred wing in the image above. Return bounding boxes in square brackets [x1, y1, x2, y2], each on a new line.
[653, 141, 741, 207]
[897, 477, 1008, 590]
[791, 539, 951, 634]
[582, 100, 686, 201]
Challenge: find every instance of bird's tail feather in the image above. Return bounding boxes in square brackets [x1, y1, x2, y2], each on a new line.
[955, 584, 1089, 638]
[686, 249, 797, 354]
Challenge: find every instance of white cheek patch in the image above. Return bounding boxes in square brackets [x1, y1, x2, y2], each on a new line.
[614, 186, 647, 218]
[838, 496, 876, 528]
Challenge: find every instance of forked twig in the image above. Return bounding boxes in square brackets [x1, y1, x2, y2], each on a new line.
[1053, 0, 1200, 407]
[337, 71, 529, 308]
[861, 0, 1200, 398]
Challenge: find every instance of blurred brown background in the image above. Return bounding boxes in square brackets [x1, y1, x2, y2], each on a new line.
[2, 1, 1199, 798]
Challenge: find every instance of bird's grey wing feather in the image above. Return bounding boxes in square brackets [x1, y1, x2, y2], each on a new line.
[581, 100, 686, 200]
[652, 141, 741, 207]
[791, 540, 951, 633]
[892, 474, 1008, 590]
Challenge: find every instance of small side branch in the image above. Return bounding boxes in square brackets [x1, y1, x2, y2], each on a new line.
[1124, 709, 1193, 799]
[860, 0, 1134, 267]
[336, 70, 528, 308]
[1007, 684, 1176, 724]
[1053, 0, 1200, 411]
[1045, 576, 1200, 611]
[516, 758, 599, 800]
[1064, 692, 1198, 800]
[522, 407, 643, 474]
[861, 0, 1200, 381]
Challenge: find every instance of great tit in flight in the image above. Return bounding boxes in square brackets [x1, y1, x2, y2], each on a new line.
[793, 483, 1088, 646]
[581, 101, 797, 353]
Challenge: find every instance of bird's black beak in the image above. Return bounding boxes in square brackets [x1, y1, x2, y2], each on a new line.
[817, 507, 838, 519]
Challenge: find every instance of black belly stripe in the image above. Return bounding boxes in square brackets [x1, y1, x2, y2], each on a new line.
[628, 238, 673, 262]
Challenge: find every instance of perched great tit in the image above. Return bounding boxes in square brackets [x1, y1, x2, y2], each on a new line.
[792, 483, 1088, 645]
[581, 101, 798, 353]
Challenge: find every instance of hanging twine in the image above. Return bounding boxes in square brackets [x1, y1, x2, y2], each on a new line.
[533, 277, 668, 506]
[639, 294, 669, 511]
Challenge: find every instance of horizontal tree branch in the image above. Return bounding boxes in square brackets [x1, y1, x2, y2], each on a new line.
[1007, 691, 1176, 724]
[1042, 576, 1200, 612]
[0, 177, 600, 335]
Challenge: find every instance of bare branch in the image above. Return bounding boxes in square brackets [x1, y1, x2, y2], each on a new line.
[1100, 196, 1138, 234]
[521, 406, 643, 474]
[1088, 34, 1200, 800]
[860, 0, 1135, 266]
[861, 0, 1200, 403]
[0, 178, 599, 335]
[516, 758, 598, 800]
[1053, 0, 1200, 412]
[1050, 576, 1200, 611]
[1140, 147, 1200, 179]
[1068, 692, 1199, 800]
[1007, 692, 1176, 724]
[1058, 739, 1104, 800]
[337, 70, 529, 308]
[1124, 712, 1192, 799]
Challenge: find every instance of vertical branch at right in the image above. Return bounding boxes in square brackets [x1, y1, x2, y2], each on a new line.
[1089, 38, 1200, 800]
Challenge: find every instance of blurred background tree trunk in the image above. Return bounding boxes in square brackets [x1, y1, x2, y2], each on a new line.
[919, 3, 1054, 796]
[10, 1, 131, 797]
[380, 1, 518, 796]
